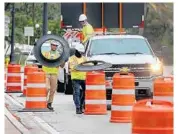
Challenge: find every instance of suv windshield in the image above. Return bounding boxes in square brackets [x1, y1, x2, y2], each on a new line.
[89, 38, 152, 55]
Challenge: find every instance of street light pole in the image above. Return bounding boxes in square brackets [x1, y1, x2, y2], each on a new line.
[43, 3, 48, 35]
[10, 3, 15, 63]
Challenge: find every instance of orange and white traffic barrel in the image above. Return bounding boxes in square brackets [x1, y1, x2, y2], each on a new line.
[110, 73, 135, 123]
[154, 76, 173, 102]
[6, 64, 22, 93]
[21, 69, 50, 112]
[132, 99, 173, 134]
[85, 71, 107, 115]
[4, 67, 7, 89]
[22, 65, 38, 97]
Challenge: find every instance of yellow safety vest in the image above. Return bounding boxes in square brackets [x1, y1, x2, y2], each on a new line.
[5, 57, 10, 67]
[42, 51, 59, 75]
[69, 55, 87, 80]
[81, 23, 94, 44]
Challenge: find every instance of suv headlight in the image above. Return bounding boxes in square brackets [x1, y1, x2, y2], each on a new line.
[151, 61, 163, 76]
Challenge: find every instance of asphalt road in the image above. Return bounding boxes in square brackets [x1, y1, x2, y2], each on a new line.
[5, 65, 173, 134]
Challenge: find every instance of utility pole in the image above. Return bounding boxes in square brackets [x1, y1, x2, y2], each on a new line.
[43, 3, 48, 35]
[10, 3, 15, 63]
[32, 3, 35, 43]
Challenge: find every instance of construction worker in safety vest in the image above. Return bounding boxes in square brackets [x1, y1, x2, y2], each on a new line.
[79, 14, 94, 44]
[69, 44, 87, 114]
[42, 40, 64, 110]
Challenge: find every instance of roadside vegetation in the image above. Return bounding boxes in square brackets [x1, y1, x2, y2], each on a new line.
[5, 3, 173, 65]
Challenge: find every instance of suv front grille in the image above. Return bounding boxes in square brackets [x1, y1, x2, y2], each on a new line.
[104, 64, 151, 79]
[109, 64, 150, 70]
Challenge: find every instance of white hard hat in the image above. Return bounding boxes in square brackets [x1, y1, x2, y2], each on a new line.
[79, 14, 87, 22]
[51, 40, 59, 46]
[75, 43, 85, 53]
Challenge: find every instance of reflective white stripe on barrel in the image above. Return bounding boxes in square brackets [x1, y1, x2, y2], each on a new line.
[26, 97, 46, 101]
[7, 83, 21, 86]
[112, 105, 133, 111]
[24, 86, 27, 89]
[24, 75, 27, 79]
[86, 85, 105, 90]
[154, 96, 173, 102]
[112, 89, 135, 95]
[85, 100, 106, 104]
[20, 67, 24, 72]
[27, 83, 46, 88]
[7, 73, 21, 77]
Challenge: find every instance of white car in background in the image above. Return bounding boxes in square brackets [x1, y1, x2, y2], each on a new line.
[25, 47, 42, 68]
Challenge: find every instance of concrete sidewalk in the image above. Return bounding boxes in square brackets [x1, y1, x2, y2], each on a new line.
[8, 93, 132, 134]
[5, 116, 21, 134]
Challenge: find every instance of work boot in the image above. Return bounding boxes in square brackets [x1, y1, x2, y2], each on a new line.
[80, 106, 84, 113]
[47, 103, 54, 110]
[76, 108, 82, 114]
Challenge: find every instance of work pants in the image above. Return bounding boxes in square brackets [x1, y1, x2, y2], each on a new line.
[72, 80, 86, 109]
[46, 74, 58, 103]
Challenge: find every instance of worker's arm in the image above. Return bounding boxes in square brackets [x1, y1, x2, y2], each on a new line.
[82, 25, 94, 44]
[69, 62, 77, 71]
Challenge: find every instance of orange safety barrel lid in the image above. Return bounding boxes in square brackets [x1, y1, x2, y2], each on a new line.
[112, 73, 135, 89]
[24, 65, 38, 74]
[86, 71, 105, 85]
[8, 64, 21, 73]
[27, 71, 46, 84]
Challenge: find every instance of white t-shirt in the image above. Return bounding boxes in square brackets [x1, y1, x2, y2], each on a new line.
[58, 62, 68, 83]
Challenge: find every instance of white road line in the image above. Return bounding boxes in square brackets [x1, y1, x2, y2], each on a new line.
[5, 107, 30, 134]
[5, 93, 60, 134]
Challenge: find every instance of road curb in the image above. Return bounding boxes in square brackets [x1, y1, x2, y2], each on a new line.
[5, 107, 30, 134]
[5, 93, 60, 134]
